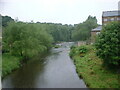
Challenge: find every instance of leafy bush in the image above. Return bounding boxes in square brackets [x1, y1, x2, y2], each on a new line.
[72, 45, 120, 88]
[2, 54, 22, 77]
[3, 22, 53, 58]
[70, 45, 76, 49]
[77, 46, 88, 54]
[70, 45, 88, 57]
[76, 45, 88, 57]
[95, 22, 120, 66]
[69, 46, 77, 57]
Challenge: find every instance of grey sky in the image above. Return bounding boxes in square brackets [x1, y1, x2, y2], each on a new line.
[0, 0, 119, 25]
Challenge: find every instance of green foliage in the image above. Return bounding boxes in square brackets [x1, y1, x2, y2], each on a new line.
[70, 45, 120, 88]
[77, 46, 88, 53]
[70, 45, 88, 57]
[95, 22, 120, 66]
[72, 15, 98, 41]
[3, 22, 53, 58]
[69, 46, 77, 57]
[2, 21, 55, 77]
[2, 16, 14, 27]
[37, 23, 73, 42]
[70, 45, 76, 49]
[2, 54, 22, 77]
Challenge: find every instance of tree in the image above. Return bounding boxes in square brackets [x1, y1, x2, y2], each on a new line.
[95, 22, 120, 67]
[72, 15, 98, 41]
[38, 23, 73, 42]
[3, 22, 53, 59]
[2, 16, 14, 27]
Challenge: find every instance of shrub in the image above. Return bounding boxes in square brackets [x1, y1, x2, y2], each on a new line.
[69, 45, 77, 57]
[76, 45, 88, 57]
[95, 22, 120, 66]
[2, 54, 22, 77]
[77, 46, 88, 54]
[70, 45, 88, 57]
[3, 22, 53, 58]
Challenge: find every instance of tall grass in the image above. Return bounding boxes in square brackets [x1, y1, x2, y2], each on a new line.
[2, 53, 22, 77]
[70, 45, 120, 88]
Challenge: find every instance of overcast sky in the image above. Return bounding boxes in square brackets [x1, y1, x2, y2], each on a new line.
[0, 0, 119, 25]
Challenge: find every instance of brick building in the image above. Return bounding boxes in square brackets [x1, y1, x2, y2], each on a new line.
[91, 10, 120, 42]
[102, 10, 120, 25]
[91, 25, 102, 42]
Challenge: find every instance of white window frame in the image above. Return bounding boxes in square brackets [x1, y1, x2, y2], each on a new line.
[104, 18, 107, 21]
[96, 32, 100, 35]
[117, 17, 120, 20]
[110, 18, 114, 21]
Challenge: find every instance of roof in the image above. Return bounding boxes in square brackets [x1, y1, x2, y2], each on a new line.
[102, 10, 120, 17]
[91, 26, 102, 32]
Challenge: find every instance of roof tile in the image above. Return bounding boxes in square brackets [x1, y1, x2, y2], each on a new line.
[102, 10, 120, 17]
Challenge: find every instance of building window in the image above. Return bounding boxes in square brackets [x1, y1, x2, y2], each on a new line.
[96, 32, 100, 35]
[117, 17, 120, 20]
[104, 18, 107, 21]
[110, 18, 114, 21]
[104, 23, 107, 26]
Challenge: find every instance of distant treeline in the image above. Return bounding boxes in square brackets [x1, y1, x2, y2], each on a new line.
[2, 15, 98, 42]
[2, 16, 73, 42]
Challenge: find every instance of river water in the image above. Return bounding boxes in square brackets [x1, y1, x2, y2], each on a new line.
[2, 42, 86, 88]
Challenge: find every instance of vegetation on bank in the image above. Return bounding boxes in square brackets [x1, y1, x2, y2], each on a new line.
[70, 45, 120, 88]
[72, 16, 98, 41]
[2, 54, 22, 77]
[2, 21, 53, 77]
[95, 22, 120, 67]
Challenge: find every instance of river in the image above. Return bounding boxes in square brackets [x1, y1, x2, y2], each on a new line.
[2, 42, 86, 88]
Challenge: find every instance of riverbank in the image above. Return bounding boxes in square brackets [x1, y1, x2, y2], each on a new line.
[2, 53, 23, 78]
[70, 45, 120, 88]
[2, 51, 49, 78]
[2, 43, 86, 88]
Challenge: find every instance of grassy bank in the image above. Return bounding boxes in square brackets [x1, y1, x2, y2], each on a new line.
[70, 45, 120, 88]
[2, 53, 23, 78]
[2, 51, 49, 78]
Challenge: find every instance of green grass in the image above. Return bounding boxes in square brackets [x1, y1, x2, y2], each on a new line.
[2, 53, 23, 77]
[70, 45, 120, 88]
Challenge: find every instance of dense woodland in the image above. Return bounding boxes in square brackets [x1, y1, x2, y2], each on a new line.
[72, 16, 98, 41]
